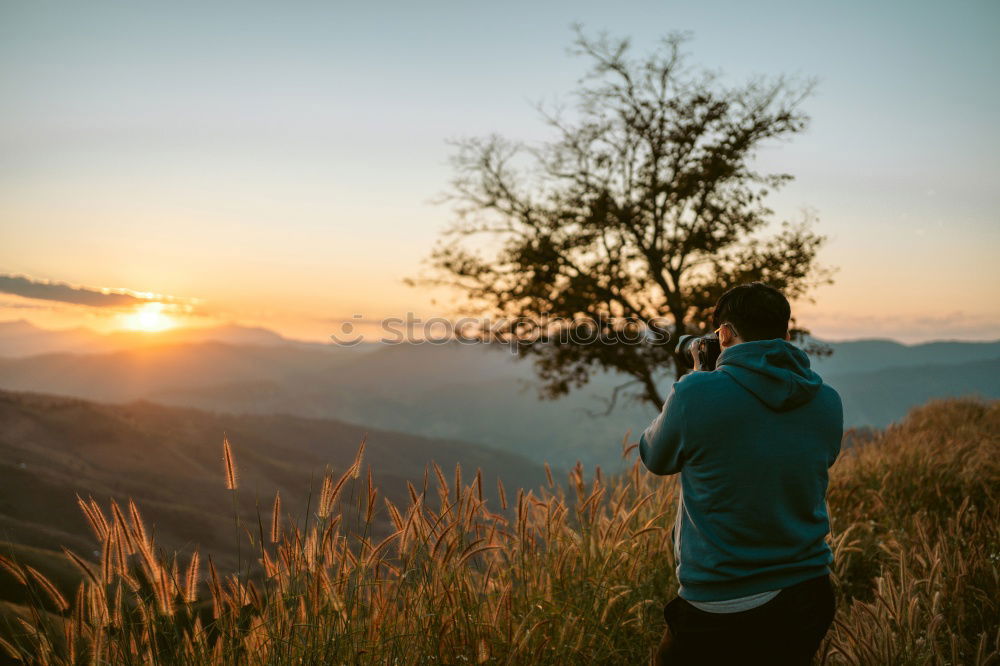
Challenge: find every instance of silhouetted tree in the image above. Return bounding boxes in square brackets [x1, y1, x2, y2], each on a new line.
[423, 28, 832, 410]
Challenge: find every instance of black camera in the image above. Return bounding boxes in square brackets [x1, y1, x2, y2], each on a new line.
[675, 334, 722, 371]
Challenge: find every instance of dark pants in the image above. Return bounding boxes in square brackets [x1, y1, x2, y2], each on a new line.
[653, 574, 835, 666]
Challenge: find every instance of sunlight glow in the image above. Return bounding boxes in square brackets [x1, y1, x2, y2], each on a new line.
[121, 302, 175, 332]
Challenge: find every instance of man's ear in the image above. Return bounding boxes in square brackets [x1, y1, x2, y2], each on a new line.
[719, 324, 735, 347]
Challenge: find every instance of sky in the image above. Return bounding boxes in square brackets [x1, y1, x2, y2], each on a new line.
[1, 0, 998, 343]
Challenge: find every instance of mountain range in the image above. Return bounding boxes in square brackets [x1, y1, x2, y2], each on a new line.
[1, 319, 998, 469]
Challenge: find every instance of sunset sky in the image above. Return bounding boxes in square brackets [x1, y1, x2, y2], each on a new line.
[1, 0, 998, 343]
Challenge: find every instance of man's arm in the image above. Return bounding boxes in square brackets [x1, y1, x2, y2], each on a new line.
[638, 383, 686, 476]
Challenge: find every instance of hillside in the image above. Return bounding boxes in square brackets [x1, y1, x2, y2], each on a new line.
[0, 389, 547, 573]
[1, 398, 996, 664]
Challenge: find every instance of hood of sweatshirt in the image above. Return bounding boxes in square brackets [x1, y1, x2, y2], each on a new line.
[716, 339, 823, 411]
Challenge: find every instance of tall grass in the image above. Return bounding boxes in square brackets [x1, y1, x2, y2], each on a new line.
[1, 398, 997, 665]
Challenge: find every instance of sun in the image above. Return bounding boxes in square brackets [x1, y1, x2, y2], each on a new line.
[121, 302, 175, 332]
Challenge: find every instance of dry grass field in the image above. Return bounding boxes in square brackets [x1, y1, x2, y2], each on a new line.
[2, 398, 997, 665]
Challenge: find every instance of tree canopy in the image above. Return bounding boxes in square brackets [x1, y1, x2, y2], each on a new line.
[423, 28, 832, 410]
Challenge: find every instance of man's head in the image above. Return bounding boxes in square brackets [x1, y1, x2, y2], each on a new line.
[712, 282, 791, 350]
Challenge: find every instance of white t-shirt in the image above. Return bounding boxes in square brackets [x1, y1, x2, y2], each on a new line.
[686, 589, 781, 613]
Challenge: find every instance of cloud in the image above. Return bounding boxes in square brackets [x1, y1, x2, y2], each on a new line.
[0, 273, 178, 309]
[0, 298, 56, 311]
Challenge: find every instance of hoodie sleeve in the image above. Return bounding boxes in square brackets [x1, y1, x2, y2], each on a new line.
[827, 386, 845, 468]
[639, 383, 686, 475]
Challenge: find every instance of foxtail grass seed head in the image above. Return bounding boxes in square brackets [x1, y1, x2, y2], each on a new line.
[77, 495, 107, 542]
[0, 555, 27, 585]
[62, 548, 98, 585]
[318, 474, 334, 518]
[352, 437, 366, 479]
[184, 550, 200, 603]
[128, 498, 149, 546]
[271, 491, 282, 543]
[320, 462, 356, 520]
[365, 467, 378, 525]
[223, 435, 238, 490]
[26, 565, 69, 612]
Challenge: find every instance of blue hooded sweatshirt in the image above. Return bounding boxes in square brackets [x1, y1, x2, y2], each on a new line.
[639, 339, 843, 602]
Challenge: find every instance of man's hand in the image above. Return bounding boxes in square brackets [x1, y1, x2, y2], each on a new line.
[691, 339, 703, 371]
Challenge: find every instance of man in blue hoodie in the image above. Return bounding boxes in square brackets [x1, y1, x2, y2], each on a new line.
[643, 283, 843, 666]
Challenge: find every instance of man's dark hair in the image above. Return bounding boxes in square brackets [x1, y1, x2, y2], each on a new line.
[712, 282, 791, 341]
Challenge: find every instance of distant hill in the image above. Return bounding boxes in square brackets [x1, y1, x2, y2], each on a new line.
[0, 341, 648, 469]
[0, 389, 547, 572]
[0, 339, 358, 401]
[1, 323, 998, 468]
[826, 358, 1000, 427]
[0, 319, 332, 356]
[809, 338, 1000, 374]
